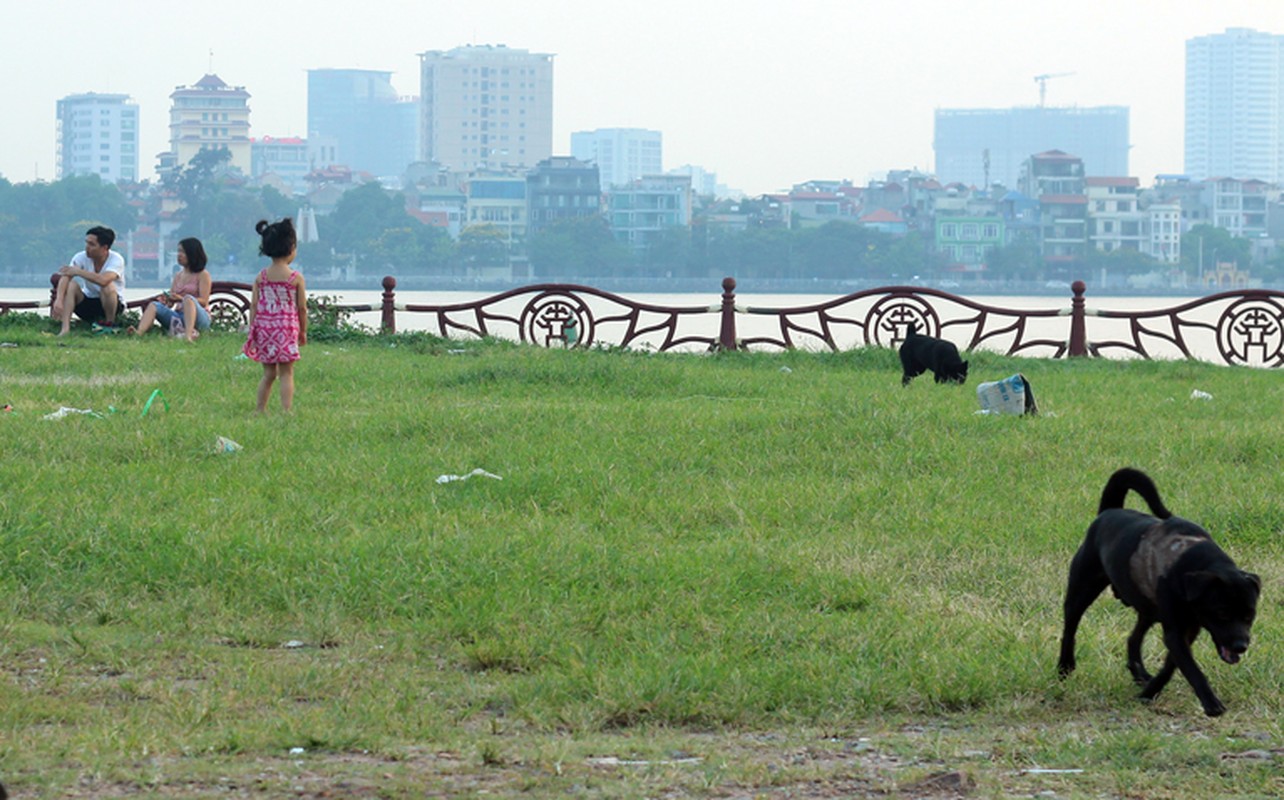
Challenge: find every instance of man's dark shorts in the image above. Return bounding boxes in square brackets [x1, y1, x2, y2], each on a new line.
[74, 296, 123, 323]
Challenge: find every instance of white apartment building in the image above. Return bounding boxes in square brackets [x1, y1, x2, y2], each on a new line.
[1200, 177, 1279, 238]
[418, 44, 553, 172]
[56, 92, 139, 182]
[161, 74, 252, 175]
[1086, 177, 1144, 254]
[1185, 28, 1284, 184]
[606, 174, 692, 250]
[1142, 203, 1181, 263]
[570, 128, 662, 188]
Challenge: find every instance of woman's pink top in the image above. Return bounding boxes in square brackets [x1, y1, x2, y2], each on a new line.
[173, 272, 201, 298]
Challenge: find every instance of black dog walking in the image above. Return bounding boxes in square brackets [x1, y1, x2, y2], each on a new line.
[1058, 468, 1261, 716]
[898, 323, 968, 386]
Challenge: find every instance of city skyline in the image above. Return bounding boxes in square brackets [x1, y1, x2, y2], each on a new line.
[4, 1, 1284, 195]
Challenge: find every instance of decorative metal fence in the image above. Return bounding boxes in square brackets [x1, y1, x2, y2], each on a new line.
[7, 275, 1284, 368]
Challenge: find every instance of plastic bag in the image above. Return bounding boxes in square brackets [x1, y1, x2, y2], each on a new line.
[976, 373, 1038, 416]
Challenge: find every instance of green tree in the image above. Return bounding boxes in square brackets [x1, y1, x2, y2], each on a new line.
[1083, 246, 1162, 279]
[320, 182, 425, 274]
[0, 175, 136, 270]
[638, 226, 696, 278]
[457, 224, 510, 272]
[528, 216, 630, 278]
[1180, 224, 1251, 277]
[985, 233, 1041, 282]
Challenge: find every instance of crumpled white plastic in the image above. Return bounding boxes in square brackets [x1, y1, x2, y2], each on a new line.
[435, 468, 503, 484]
[42, 406, 103, 420]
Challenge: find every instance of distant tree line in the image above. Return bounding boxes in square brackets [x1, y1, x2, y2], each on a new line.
[0, 175, 137, 270]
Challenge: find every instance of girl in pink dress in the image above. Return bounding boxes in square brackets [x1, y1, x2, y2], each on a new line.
[243, 218, 308, 412]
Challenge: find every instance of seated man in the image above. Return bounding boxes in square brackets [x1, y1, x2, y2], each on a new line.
[53, 226, 126, 336]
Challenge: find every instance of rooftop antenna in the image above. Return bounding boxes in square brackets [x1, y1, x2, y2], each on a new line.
[209, 49, 214, 73]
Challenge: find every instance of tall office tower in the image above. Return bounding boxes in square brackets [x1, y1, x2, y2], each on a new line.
[307, 69, 419, 178]
[1185, 27, 1284, 183]
[418, 44, 553, 172]
[56, 92, 139, 182]
[163, 74, 252, 174]
[570, 128, 662, 188]
[934, 107, 1129, 189]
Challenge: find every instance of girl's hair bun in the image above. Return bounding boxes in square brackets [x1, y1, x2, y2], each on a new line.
[255, 220, 269, 235]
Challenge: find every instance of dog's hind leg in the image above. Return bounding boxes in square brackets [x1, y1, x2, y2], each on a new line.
[1139, 651, 1177, 702]
[1127, 614, 1157, 685]
[1058, 547, 1110, 678]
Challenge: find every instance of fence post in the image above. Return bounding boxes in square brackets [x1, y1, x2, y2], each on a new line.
[1069, 279, 1087, 357]
[381, 275, 397, 334]
[719, 276, 738, 351]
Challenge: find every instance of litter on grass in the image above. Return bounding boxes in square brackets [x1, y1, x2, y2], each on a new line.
[141, 388, 168, 417]
[587, 756, 703, 767]
[1191, 389, 1213, 400]
[435, 468, 503, 484]
[42, 406, 103, 420]
[976, 373, 1038, 416]
[213, 436, 243, 454]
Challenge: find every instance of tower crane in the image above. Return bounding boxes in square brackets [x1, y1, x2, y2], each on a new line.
[1033, 72, 1075, 107]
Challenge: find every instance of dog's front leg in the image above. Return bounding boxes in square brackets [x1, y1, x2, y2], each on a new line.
[1152, 625, 1225, 716]
[1127, 614, 1156, 685]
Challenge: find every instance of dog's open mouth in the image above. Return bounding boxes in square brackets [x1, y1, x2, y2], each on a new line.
[1219, 645, 1242, 665]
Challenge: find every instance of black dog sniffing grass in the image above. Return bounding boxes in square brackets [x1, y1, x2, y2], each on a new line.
[898, 323, 968, 386]
[1058, 468, 1261, 716]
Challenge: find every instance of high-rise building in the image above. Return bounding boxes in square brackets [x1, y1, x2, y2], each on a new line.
[934, 107, 1129, 189]
[56, 92, 139, 182]
[307, 69, 419, 178]
[418, 44, 553, 172]
[1185, 28, 1284, 183]
[570, 128, 662, 188]
[162, 74, 252, 175]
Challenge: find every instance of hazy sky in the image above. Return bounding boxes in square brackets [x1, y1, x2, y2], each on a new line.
[4, 1, 1283, 195]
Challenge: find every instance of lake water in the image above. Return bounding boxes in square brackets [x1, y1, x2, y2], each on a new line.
[0, 284, 1253, 363]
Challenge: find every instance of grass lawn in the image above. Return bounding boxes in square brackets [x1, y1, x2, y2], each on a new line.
[1, 311, 1283, 797]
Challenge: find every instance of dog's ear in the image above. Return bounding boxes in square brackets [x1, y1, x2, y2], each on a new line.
[1183, 570, 1218, 602]
[1242, 571, 1262, 594]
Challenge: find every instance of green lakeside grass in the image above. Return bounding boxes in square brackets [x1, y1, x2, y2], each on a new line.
[1, 311, 1283, 797]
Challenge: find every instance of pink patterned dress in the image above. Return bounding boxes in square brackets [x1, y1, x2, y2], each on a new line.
[242, 270, 301, 364]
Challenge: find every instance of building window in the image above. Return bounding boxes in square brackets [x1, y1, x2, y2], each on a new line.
[941, 223, 957, 239]
[982, 223, 998, 239]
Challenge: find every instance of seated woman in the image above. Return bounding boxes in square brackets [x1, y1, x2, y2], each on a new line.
[130, 238, 212, 341]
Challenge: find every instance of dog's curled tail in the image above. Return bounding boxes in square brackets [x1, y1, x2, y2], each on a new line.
[1098, 467, 1172, 519]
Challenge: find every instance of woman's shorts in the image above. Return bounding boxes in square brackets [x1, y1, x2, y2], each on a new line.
[153, 299, 211, 332]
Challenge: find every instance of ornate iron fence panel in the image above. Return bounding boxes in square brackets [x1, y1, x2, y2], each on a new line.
[396, 283, 723, 352]
[737, 285, 1070, 356]
[206, 282, 253, 330]
[1087, 289, 1284, 367]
